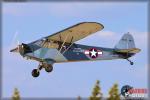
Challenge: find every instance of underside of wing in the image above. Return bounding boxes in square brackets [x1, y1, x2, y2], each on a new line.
[115, 48, 141, 53]
[47, 22, 104, 43]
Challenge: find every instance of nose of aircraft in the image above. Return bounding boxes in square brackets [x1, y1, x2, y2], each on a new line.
[10, 44, 23, 53]
[10, 46, 19, 53]
[10, 43, 32, 56]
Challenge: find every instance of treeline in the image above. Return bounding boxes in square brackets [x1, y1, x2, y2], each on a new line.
[88, 80, 120, 100]
[12, 80, 120, 100]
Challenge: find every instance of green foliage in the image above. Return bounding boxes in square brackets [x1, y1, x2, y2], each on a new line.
[107, 83, 120, 100]
[89, 80, 103, 100]
[12, 88, 20, 100]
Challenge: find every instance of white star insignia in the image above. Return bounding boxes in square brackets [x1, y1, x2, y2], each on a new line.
[90, 49, 97, 57]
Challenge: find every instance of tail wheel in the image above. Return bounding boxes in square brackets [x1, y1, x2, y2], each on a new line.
[126, 58, 134, 65]
[45, 64, 53, 73]
[32, 69, 40, 77]
[130, 62, 134, 65]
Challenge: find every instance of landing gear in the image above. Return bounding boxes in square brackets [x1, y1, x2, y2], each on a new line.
[130, 62, 134, 65]
[32, 69, 40, 77]
[32, 64, 42, 77]
[45, 64, 53, 72]
[126, 59, 134, 65]
[31, 62, 53, 78]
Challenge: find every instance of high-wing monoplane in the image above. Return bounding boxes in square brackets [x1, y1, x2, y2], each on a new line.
[10, 22, 141, 77]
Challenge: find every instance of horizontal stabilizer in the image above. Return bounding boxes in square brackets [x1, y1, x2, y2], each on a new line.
[115, 48, 141, 54]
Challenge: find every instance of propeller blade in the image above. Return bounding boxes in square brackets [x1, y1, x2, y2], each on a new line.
[17, 40, 20, 45]
[10, 31, 20, 53]
[10, 31, 19, 47]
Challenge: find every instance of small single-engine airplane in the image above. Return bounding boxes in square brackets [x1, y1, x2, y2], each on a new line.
[10, 22, 141, 77]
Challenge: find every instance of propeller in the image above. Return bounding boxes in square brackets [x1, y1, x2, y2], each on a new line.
[10, 31, 20, 53]
[10, 43, 23, 53]
[10, 31, 25, 54]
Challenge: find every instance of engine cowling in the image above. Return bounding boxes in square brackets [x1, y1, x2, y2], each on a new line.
[18, 43, 32, 55]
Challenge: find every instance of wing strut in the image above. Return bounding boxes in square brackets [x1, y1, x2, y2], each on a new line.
[59, 33, 70, 52]
[54, 34, 71, 60]
[62, 36, 74, 54]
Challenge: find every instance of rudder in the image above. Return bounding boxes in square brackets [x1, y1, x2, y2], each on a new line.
[115, 33, 135, 49]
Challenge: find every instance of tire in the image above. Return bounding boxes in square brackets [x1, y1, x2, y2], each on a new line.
[45, 65, 53, 73]
[32, 69, 40, 77]
[130, 62, 134, 65]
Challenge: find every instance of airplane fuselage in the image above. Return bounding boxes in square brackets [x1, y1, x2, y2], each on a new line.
[24, 43, 134, 64]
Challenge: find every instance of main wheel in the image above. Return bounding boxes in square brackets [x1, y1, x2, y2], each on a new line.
[32, 69, 40, 77]
[130, 62, 134, 65]
[45, 65, 53, 73]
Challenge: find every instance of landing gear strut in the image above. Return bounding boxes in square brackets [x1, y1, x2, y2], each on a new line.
[32, 64, 43, 77]
[31, 63, 53, 78]
[126, 59, 134, 65]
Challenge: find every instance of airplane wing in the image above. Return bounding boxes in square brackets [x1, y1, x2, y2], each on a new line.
[115, 48, 141, 53]
[31, 22, 104, 48]
[46, 22, 104, 43]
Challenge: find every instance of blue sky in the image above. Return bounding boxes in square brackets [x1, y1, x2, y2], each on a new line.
[2, 2, 148, 98]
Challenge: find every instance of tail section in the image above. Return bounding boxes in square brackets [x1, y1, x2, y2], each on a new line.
[115, 32, 135, 50]
[114, 32, 141, 65]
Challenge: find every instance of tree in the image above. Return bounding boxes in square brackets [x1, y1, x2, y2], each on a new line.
[77, 96, 81, 100]
[12, 88, 20, 100]
[107, 83, 120, 100]
[89, 80, 103, 100]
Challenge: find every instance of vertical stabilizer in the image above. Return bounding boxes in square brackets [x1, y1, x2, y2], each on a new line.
[115, 33, 135, 49]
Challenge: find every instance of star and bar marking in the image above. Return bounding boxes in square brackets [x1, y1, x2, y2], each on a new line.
[84, 48, 103, 59]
